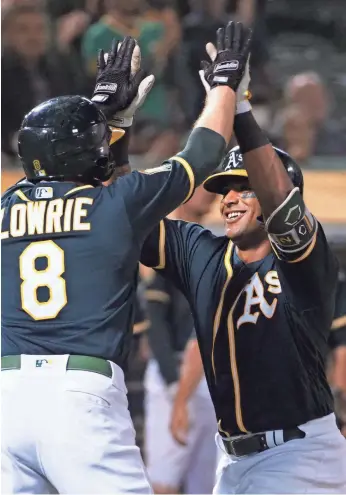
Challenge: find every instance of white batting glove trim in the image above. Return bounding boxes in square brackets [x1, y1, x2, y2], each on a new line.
[104, 44, 155, 128]
[109, 74, 155, 127]
[199, 69, 210, 93]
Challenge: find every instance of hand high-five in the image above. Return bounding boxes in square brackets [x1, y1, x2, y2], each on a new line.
[92, 36, 155, 124]
[200, 21, 252, 94]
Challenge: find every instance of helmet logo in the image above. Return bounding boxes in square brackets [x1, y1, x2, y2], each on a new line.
[33, 159, 41, 170]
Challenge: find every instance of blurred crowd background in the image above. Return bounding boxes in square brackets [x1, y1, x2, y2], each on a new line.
[1, 0, 346, 235]
[1, 0, 346, 488]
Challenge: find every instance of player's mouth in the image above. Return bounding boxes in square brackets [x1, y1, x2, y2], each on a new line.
[224, 210, 247, 224]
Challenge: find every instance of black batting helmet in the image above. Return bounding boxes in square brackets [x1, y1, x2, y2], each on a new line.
[203, 145, 304, 195]
[18, 95, 118, 184]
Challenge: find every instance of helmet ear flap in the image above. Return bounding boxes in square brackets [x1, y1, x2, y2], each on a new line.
[89, 155, 115, 183]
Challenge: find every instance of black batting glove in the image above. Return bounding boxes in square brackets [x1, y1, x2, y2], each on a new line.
[202, 21, 252, 92]
[92, 36, 146, 119]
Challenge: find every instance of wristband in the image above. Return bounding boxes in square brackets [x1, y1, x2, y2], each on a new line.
[110, 127, 131, 167]
[109, 116, 133, 128]
[234, 111, 269, 154]
[236, 99, 252, 115]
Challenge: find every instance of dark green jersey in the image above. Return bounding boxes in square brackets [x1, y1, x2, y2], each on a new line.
[141, 219, 338, 434]
[1, 156, 194, 367]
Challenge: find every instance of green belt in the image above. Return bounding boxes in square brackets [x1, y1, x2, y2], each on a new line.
[1, 355, 112, 378]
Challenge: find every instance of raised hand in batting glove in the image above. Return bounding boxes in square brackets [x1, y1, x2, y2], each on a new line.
[199, 39, 252, 114]
[92, 36, 155, 124]
[103, 43, 155, 129]
[200, 21, 252, 93]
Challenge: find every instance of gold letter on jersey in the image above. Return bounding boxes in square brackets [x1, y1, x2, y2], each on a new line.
[1, 208, 9, 239]
[10, 204, 27, 237]
[73, 198, 93, 231]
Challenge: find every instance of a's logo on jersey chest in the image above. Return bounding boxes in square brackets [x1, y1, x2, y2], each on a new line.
[236, 270, 282, 329]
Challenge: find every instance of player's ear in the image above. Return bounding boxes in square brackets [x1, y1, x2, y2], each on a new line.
[257, 213, 264, 225]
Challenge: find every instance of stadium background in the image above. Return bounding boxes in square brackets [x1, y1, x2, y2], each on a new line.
[1, 0, 346, 468]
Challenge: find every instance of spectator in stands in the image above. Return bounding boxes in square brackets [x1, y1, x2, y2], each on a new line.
[274, 105, 315, 164]
[175, 0, 229, 127]
[1, 4, 88, 162]
[143, 0, 181, 71]
[82, 0, 180, 163]
[46, 0, 102, 55]
[284, 72, 346, 156]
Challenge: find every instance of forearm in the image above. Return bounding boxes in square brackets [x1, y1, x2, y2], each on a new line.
[175, 339, 204, 403]
[106, 129, 132, 182]
[333, 346, 346, 392]
[171, 87, 235, 187]
[195, 86, 235, 144]
[332, 346, 346, 429]
[234, 111, 294, 219]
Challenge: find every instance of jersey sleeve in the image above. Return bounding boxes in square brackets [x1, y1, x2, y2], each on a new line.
[140, 218, 205, 298]
[114, 156, 195, 243]
[273, 222, 339, 310]
[329, 273, 346, 349]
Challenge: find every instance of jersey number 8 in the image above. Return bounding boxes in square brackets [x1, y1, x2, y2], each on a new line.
[19, 240, 67, 320]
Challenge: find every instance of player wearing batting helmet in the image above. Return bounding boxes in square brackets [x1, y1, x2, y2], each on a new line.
[139, 23, 346, 494]
[1, 27, 252, 494]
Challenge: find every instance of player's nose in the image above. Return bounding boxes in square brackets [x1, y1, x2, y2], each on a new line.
[222, 189, 240, 206]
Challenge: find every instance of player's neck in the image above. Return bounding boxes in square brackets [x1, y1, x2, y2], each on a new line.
[235, 238, 271, 264]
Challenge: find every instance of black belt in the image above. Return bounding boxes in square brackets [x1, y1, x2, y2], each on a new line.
[221, 427, 306, 457]
[1, 355, 112, 378]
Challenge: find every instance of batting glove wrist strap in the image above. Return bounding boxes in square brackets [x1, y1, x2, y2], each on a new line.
[108, 117, 133, 128]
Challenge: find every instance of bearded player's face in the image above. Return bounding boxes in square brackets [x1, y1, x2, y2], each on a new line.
[219, 179, 264, 243]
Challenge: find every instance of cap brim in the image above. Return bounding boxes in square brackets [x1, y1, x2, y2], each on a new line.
[202, 170, 249, 193]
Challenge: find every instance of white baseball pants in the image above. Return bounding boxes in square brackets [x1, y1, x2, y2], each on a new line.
[214, 413, 346, 494]
[1, 354, 152, 494]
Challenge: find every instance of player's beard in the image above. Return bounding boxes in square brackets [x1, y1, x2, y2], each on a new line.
[226, 219, 268, 251]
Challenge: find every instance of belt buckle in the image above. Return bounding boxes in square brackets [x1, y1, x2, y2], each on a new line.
[222, 434, 244, 457]
[227, 433, 265, 457]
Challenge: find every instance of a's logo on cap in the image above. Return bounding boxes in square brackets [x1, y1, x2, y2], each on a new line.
[33, 159, 41, 170]
[224, 151, 243, 171]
